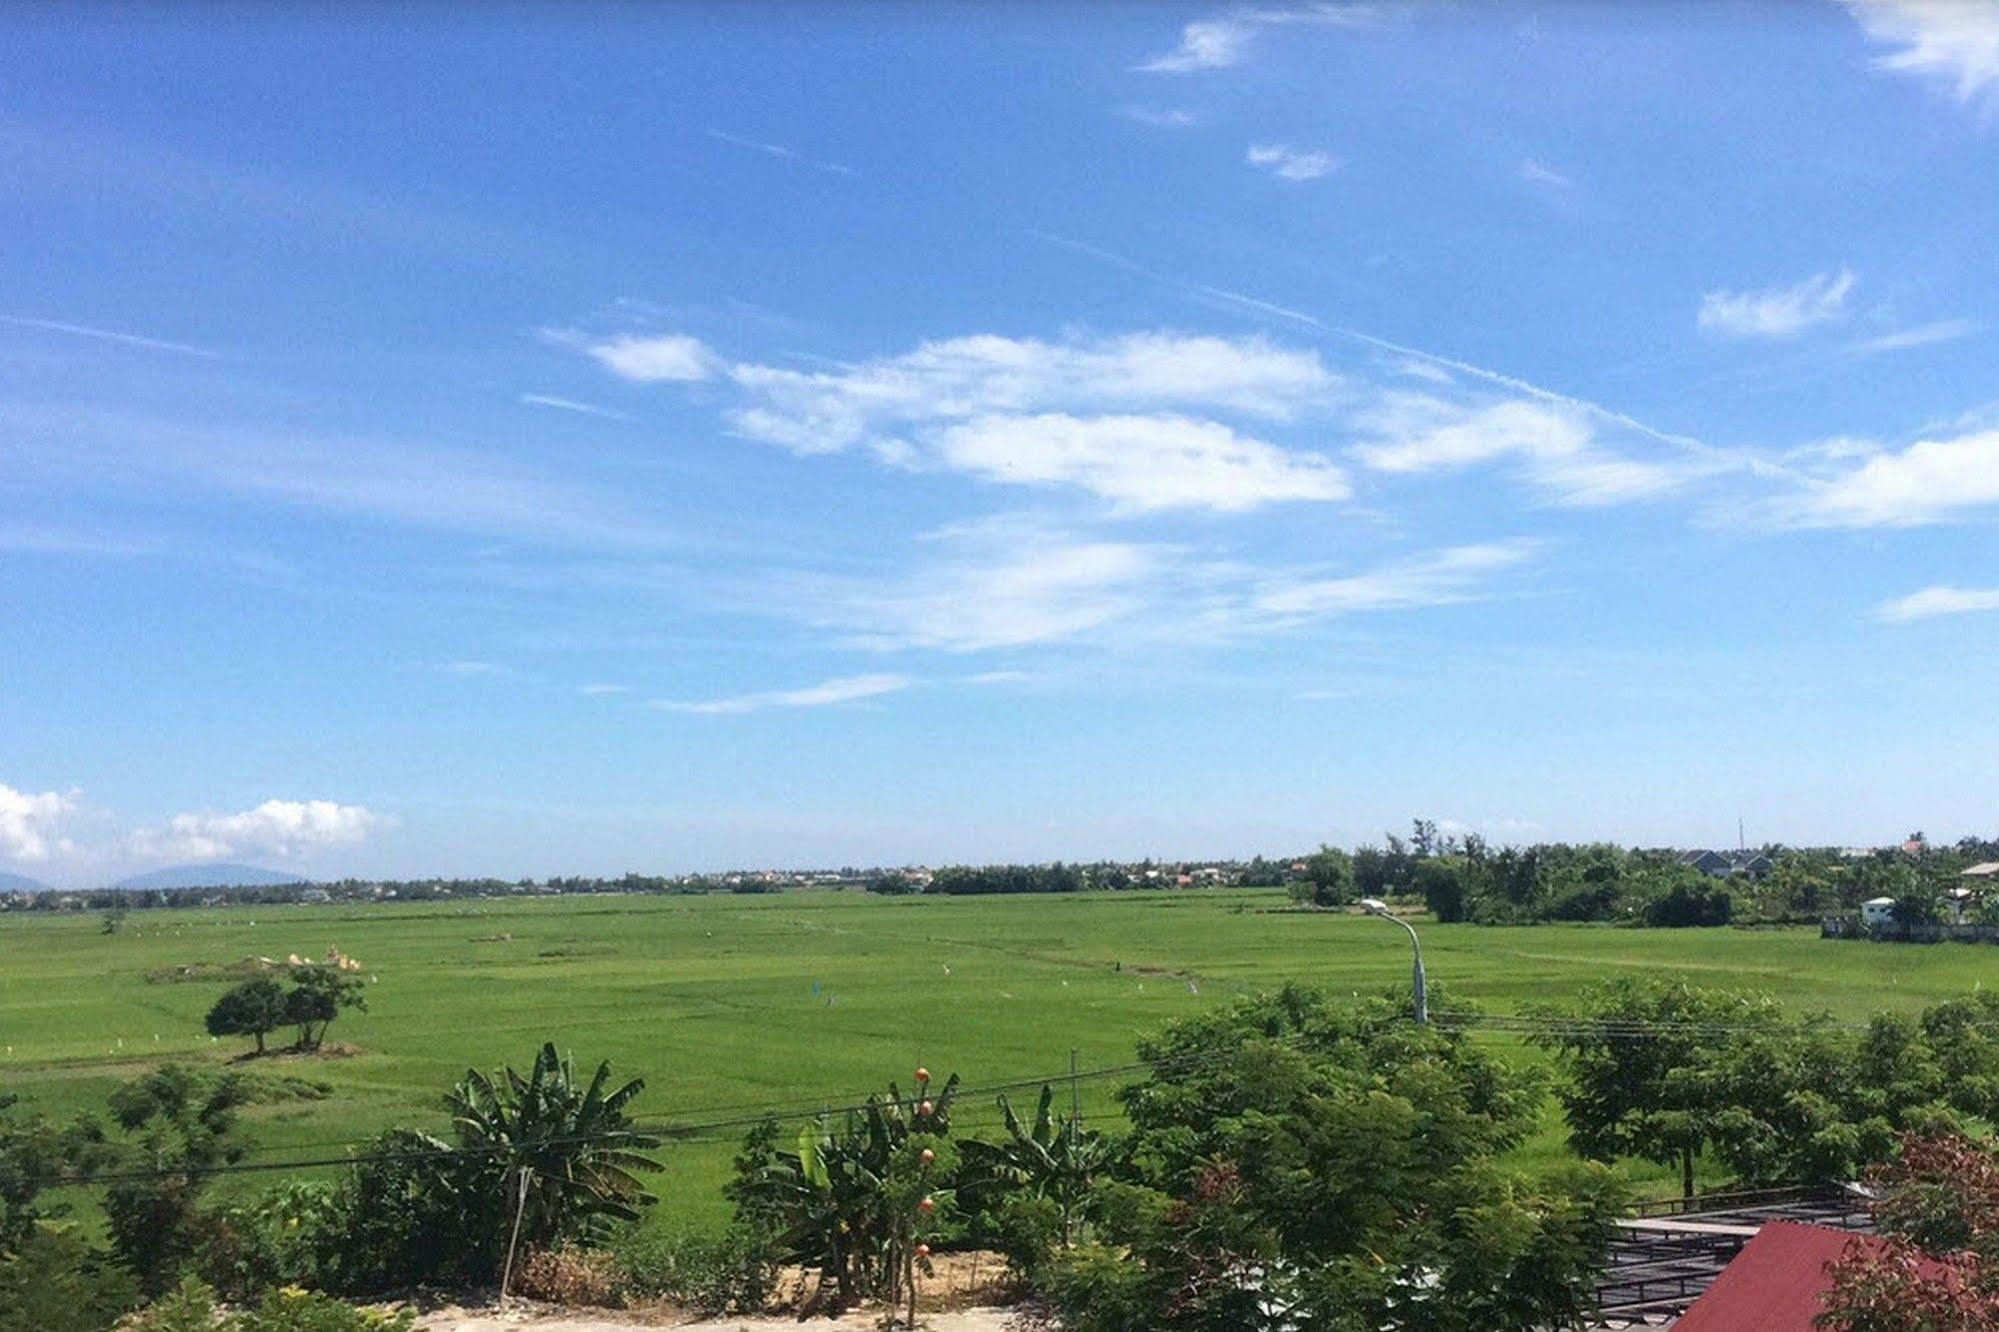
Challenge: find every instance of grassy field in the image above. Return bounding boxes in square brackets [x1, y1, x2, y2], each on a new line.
[3, 887, 1994, 1231]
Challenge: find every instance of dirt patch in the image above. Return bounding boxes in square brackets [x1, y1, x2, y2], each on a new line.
[409, 1253, 1018, 1332]
[145, 957, 282, 984]
[412, 1302, 1018, 1332]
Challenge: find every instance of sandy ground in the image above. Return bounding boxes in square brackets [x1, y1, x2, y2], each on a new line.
[415, 1305, 1018, 1331]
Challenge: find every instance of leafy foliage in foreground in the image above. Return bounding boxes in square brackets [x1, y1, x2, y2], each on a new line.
[1037, 985, 1626, 1332]
[1820, 1134, 1999, 1332]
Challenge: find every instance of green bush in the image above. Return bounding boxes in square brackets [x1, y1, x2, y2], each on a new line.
[199, 1182, 347, 1301]
[119, 1277, 414, 1331]
[0, 1227, 140, 1332]
[989, 1193, 1062, 1282]
[1034, 1242, 1155, 1332]
[614, 1221, 784, 1314]
[329, 1128, 501, 1291]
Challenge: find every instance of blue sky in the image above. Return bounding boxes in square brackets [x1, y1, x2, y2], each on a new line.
[4, 2, 1999, 885]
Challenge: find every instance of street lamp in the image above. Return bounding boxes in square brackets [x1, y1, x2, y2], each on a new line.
[1360, 898, 1428, 1024]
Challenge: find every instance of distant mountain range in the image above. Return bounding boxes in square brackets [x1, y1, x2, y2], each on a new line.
[111, 863, 308, 890]
[0, 869, 50, 891]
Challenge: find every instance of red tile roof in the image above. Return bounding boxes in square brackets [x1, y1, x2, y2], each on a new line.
[1670, 1221, 1888, 1332]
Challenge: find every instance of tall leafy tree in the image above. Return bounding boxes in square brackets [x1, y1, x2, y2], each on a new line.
[1531, 978, 1781, 1197]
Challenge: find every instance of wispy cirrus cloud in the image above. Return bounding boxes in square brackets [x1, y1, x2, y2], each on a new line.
[1846, 0, 1999, 111]
[519, 393, 635, 422]
[1119, 106, 1199, 128]
[1353, 398, 1697, 507]
[651, 673, 911, 716]
[1518, 158, 1575, 190]
[809, 526, 1168, 652]
[1699, 269, 1856, 340]
[0, 313, 216, 358]
[1237, 541, 1540, 625]
[1848, 317, 1981, 355]
[707, 128, 858, 177]
[795, 518, 1540, 653]
[1019, 228, 1759, 484]
[1246, 144, 1340, 181]
[1139, 4, 1386, 72]
[0, 403, 681, 551]
[1876, 585, 1999, 622]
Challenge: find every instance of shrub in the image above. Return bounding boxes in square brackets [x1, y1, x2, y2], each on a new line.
[989, 1193, 1062, 1282]
[615, 1223, 783, 1314]
[120, 1278, 416, 1331]
[329, 1128, 501, 1291]
[0, 1227, 140, 1332]
[1033, 1242, 1154, 1332]
[199, 1181, 347, 1301]
[514, 1245, 622, 1307]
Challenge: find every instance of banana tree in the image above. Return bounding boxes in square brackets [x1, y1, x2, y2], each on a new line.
[962, 1083, 1113, 1246]
[733, 1073, 959, 1310]
[446, 1042, 661, 1293]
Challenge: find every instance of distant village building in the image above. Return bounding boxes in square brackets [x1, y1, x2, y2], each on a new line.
[1861, 896, 1897, 928]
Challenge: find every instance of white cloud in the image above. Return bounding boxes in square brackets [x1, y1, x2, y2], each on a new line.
[1244, 541, 1538, 622]
[1139, 4, 1383, 72]
[730, 331, 1335, 448]
[1246, 143, 1340, 181]
[1698, 270, 1856, 339]
[1353, 398, 1690, 506]
[1785, 427, 1999, 526]
[0, 783, 76, 863]
[579, 682, 630, 696]
[134, 799, 385, 862]
[721, 331, 1344, 513]
[1140, 18, 1256, 71]
[1876, 585, 1999, 622]
[651, 673, 911, 716]
[933, 412, 1349, 513]
[1847, 0, 1999, 109]
[587, 333, 717, 382]
[1849, 317, 1981, 354]
[519, 393, 635, 422]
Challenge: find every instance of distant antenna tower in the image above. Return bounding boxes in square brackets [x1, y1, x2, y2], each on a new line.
[1738, 817, 1745, 851]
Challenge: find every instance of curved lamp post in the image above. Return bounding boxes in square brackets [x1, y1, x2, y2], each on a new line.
[1360, 897, 1428, 1024]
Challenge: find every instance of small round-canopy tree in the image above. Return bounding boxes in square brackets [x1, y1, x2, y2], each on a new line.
[284, 966, 366, 1052]
[205, 977, 288, 1055]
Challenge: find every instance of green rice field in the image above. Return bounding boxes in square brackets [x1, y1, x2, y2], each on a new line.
[2, 888, 1994, 1230]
